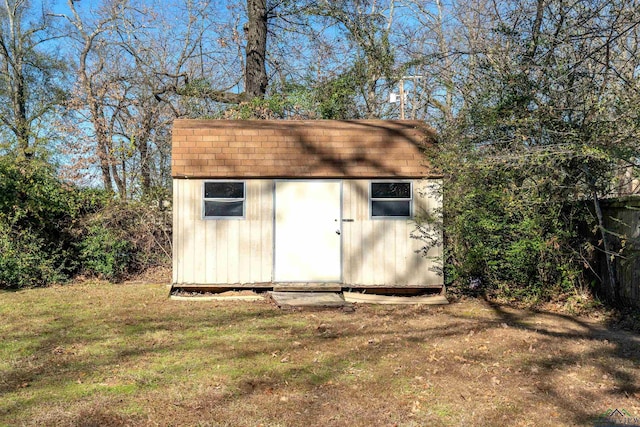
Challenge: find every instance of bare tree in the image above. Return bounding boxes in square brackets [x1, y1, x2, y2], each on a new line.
[61, 0, 226, 197]
[0, 0, 65, 158]
[59, 0, 128, 194]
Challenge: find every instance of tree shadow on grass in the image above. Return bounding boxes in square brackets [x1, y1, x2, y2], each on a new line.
[477, 297, 640, 426]
[3, 293, 640, 426]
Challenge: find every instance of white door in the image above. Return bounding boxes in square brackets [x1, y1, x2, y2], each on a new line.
[274, 181, 342, 282]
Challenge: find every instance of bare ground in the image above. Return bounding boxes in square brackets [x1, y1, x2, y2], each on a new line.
[0, 282, 639, 426]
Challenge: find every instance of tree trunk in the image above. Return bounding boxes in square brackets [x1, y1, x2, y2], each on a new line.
[245, 0, 267, 99]
[13, 65, 30, 157]
[91, 103, 115, 194]
[137, 113, 153, 196]
[111, 157, 126, 199]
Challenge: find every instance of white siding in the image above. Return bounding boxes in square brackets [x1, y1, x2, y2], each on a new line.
[173, 178, 443, 287]
[173, 179, 273, 284]
[342, 179, 443, 287]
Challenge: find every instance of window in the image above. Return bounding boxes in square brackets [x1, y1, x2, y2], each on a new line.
[203, 181, 245, 218]
[370, 181, 412, 218]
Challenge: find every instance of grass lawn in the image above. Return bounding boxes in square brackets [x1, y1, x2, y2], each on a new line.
[1, 282, 639, 426]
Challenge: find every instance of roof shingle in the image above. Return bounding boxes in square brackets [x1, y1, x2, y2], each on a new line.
[171, 120, 437, 178]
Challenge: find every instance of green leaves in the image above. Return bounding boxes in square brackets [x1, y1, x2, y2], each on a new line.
[435, 0, 640, 301]
[78, 224, 133, 282]
[0, 156, 78, 288]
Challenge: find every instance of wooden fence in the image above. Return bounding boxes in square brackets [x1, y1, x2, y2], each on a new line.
[599, 196, 640, 307]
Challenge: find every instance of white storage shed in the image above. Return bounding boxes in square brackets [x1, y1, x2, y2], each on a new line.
[171, 119, 442, 292]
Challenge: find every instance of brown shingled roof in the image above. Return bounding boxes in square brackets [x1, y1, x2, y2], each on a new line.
[171, 119, 437, 178]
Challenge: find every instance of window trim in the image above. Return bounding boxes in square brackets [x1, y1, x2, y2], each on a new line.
[202, 180, 246, 220]
[369, 180, 413, 219]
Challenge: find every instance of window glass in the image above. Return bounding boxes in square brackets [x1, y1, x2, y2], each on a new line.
[204, 182, 244, 199]
[371, 182, 411, 198]
[203, 181, 245, 218]
[204, 201, 244, 217]
[371, 200, 411, 217]
[370, 181, 412, 218]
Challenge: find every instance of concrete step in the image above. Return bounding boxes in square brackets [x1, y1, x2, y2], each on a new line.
[269, 291, 349, 308]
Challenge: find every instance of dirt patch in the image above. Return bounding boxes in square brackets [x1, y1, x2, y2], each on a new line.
[172, 289, 264, 298]
[124, 265, 172, 284]
[1, 283, 638, 426]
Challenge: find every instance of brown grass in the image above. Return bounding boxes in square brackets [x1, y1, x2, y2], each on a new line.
[1, 282, 639, 426]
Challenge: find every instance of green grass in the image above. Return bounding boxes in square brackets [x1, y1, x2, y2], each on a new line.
[1, 282, 639, 426]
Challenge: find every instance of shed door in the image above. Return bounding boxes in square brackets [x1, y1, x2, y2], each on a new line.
[274, 181, 342, 282]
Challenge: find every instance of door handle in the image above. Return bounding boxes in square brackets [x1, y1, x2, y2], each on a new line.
[335, 230, 341, 235]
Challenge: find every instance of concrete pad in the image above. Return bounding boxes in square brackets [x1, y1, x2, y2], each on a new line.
[170, 294, 264, 301]
[343, 292, 448, 305]
[170, 290, 265, 301]
[269, 291, 349, 308]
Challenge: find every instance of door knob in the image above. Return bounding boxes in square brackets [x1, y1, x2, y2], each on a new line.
[335, 230, 341, 235]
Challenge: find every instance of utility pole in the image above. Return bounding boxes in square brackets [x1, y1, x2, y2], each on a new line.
[391, 76, 422, 120]
[399, 79, 405, 119]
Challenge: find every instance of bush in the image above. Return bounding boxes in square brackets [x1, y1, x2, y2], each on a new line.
[76, 200, 171, 281]
[0, 155, 172, 288]
[434, 145, 588, 302]
[78, 224, 134, 281]
[0, 222, 68, 288]
[0, 157, 79, 288]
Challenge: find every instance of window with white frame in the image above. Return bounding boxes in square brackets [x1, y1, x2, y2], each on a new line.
[370, 181, 412, 218]
[203, 181, 245, 218]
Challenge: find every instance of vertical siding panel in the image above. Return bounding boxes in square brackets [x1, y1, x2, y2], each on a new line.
[411, 220, 421, 286]
[182, 180, 195, 283]
[255, 180, 263, 282]
[350, 180, 359, 284]
[227, 220, 240, 282]
[263, 180, 274, 282]
[412, 179, 443, 286]
[258, 180, 265, 281]
[191, 180, 200, 283]
[216, 221, 228, 284]
[383, 221, 396, 284]
[247, 218, 258, 283]
[262, 180, 273, 282]
[238, 184, 256, 283]
[351, 180, 360, 285]
[362, 219, 374, 284]
[407, 180, 419, 286]
[180, 180, 189, 283]
[174, 177, 444, 287]
[347, 181, 357, 284]
[395, 221, 406, 285]
[357, 180, 368, 221]
[248, 182, 259, 283]
[193, 181, 206, 283]
[413, 180, 427, 286]
[205, 219, 216, 283]
[342, 180, 352, 284]
[354, 180, 367, 284]
[373, 222, 386, 285]
[172, 180, 179, 283]
[246, 181, 257, 283]
[246, 182, 253, 283]
[406, 221, 416, 286]
[201, 220, 207, 283]
[182, 180, 189, 282]
[414, 179, 430, 218]
[174, 179, 181, 283]
[248, 180, 258, 282]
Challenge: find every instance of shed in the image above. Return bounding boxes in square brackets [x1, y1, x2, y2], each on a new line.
[171, 119, 443, 293]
